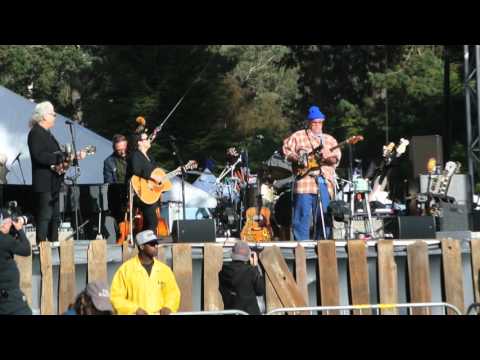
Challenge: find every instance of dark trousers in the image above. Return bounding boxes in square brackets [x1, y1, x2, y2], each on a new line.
[134, 197, 158, 233]
[35, 191, 60, 243]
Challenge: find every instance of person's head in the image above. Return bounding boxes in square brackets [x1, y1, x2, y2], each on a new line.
[231, 241, 251, 263]
[136, 230, 159, 258]
[112, 134, 128, 158]
[0, 209, 12, 235]
[307, 106, 325, 135]
[30, 101, 56, 129]
[72, 281, 114, 315]
[133, 132, 151, 153]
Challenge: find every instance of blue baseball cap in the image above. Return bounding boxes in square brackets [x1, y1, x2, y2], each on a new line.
[307, 106, 325, 121]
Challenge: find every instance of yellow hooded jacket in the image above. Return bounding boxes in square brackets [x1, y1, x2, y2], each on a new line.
[110, 256, 181, 315]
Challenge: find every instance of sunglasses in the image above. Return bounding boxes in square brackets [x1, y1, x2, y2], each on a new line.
[144, 241, 158, 247]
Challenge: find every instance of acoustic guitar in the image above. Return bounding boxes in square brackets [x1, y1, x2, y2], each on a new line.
[240, 195, 273, 243]
[51, 145, 96, 175]
[131, 160, 198, 205]
[294, 135, 364, 179]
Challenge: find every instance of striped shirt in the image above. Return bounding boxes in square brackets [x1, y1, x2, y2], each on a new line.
[282, 129, 341, 195]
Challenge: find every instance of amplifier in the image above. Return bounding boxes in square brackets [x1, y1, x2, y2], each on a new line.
[437, 202, 471, 231]
[384, 216, 437, 239]
[171, 219, 216, 243]
[161, 202, 212, 234]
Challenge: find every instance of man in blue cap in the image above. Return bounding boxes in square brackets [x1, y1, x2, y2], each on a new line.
[282, 106, 341, 240]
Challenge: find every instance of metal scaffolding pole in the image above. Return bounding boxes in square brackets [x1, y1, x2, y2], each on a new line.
[464, 45, 480, 200]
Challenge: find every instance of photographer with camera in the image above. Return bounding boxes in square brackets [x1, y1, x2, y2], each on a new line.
[0, 208, 32, 315]
[218, 241, 265, 315]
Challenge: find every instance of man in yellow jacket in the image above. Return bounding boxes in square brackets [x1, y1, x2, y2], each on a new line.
[110, 230, 181, 315]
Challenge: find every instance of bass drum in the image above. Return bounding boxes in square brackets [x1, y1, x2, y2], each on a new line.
[273, 189, 292, 227]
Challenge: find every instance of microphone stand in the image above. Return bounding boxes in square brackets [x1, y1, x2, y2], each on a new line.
[168, 136, 186, 221]
[65, 122, 82, 241]
[12, 153, 26, 185]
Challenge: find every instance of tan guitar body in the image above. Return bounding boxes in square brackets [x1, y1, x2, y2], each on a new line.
[131, 168, 173, 205]
[240, 207, 273, 242]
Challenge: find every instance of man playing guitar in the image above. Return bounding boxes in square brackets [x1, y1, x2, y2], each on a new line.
[27, 101, 86, 243]
[283, 106, 342, 241]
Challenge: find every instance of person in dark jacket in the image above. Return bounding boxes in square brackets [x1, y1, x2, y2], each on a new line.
[0, 208, 32, 315]
[27, 102, 64, 244]
[103, 134, 128, 232]
[219, 241, 265, 315]
[27, 101, 85, 243]
[126, 131, 163, 233]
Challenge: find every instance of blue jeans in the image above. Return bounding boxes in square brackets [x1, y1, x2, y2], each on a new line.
[293, 177, 331, 241]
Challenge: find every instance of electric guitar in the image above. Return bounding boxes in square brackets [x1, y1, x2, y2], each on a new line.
[369, 138, 409, 203]
[294, 135, 364, 179]
[131, 160, 198, 205]
[51, 145, 96, 175]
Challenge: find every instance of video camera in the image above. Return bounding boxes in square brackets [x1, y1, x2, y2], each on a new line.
[2, 201, 32, 225]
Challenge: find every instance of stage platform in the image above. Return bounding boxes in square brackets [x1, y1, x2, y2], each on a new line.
[26, 234, 479, 315]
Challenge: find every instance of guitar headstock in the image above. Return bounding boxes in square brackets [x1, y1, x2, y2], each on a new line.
[395, 138, 409, 157]
[184, 160, 198, 171]
[84, 145, 96, 156]
[383, 143, 395, 159]
[347, 135, 364, 145]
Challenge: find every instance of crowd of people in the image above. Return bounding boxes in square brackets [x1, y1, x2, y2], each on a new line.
[1, 100, 342, 315]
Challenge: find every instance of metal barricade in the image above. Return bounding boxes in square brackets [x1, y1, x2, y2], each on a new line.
[466, 303, 480, 315]
[172, 310, 249, 315]
[267, 302, 463, 315]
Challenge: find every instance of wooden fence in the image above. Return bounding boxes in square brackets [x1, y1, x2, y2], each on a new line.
[14, 239, 480, 315]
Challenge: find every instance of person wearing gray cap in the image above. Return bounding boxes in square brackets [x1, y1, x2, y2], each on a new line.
[219, 241, 265, 315]
[64, 281, 114, 315]
[110, 230, 181, 315]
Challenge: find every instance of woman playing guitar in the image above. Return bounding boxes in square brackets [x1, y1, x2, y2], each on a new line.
[125, 118, 166, 234]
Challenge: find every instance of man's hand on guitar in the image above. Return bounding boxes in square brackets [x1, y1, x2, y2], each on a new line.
[322, 156, 338, 166]
[77, 150, 87, 160]
[151, 173, 163, 185]
[297, 152, 308, 168]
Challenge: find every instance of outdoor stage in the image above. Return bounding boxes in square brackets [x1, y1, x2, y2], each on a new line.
[23, 235, 480, 315]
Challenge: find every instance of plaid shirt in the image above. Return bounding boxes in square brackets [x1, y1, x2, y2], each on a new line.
[283, 129, 341, 195]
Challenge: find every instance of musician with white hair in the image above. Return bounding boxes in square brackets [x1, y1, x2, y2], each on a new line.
[27, 101, 85, 244]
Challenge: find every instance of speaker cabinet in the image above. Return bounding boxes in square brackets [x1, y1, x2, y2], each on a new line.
[171, 219, 216, 243]
[385, 216, 436, 239]
[437, 202, 471, 231]
[409, 135, 443, 178]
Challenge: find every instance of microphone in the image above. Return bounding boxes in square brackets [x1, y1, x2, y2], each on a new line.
[65, 120, 74, 125]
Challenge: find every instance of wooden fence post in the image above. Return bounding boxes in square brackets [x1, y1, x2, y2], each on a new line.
[58, 239, 76, 315]
[172, 244, 193, 312]
[39, 242, 54, 315]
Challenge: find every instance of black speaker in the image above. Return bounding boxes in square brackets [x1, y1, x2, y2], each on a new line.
[385, 216, 436, 239]
[171, 219, 216, 243]
[409, 135, 443, 178]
